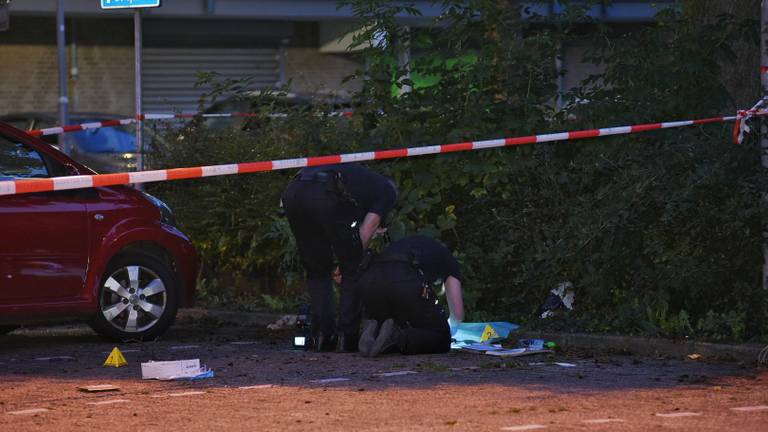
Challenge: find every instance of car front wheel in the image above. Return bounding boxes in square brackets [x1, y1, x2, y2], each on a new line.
[90, 253, 179, 341]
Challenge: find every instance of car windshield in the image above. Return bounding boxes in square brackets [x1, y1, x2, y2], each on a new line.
[0, 136, 48, 180]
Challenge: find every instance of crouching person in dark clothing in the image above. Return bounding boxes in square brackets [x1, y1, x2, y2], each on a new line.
[357, 235, 464, 357]
[281, 163, 398, 352]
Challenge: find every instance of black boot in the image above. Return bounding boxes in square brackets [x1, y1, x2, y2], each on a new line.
[314, 332, 337, 352]
[336, 332, 359, 353]
[368, 319, 404, 357]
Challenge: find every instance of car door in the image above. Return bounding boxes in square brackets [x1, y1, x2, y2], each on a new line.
[0, 134, 91, 303]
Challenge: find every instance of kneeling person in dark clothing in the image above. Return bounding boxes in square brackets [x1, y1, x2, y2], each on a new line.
[357, 235, 464, 357]
[281, 163, 398, 352]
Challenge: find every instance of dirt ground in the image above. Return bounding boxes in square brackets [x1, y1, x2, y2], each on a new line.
[1, 312, 767, 432]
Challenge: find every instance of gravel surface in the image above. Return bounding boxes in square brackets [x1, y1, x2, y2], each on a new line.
[1, 313, 766, 431]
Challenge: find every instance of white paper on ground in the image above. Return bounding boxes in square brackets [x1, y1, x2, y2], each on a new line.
[460, 343, 504, 352]
[141, 359, 204, 380]
[486, 349, 553, 357]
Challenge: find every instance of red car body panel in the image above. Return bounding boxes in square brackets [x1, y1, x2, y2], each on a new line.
[0, 122, 198, 325]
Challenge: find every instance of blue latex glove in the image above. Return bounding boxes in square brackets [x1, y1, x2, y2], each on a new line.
[448, 316, 461, 337]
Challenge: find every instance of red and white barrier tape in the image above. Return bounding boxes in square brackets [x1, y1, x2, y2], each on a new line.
[733, 98, 767, 145]
[27, 111, 355, 137]
[2, 111, 762, 197]
[28, 118, 137, 138]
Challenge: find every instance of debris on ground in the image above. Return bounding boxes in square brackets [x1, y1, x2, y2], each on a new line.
[486, 348, 553, 357]
[78, 384, 121, 392]
[141, 359, 214, 380]
[267, 314, 297, 330]
[539, 281, 575, 319]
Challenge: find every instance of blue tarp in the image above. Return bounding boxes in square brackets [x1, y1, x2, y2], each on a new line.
[451, 321, 519, 349]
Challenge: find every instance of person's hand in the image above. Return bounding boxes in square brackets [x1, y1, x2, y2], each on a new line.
[332, 266, 342, 285]
[372, 226, 388, 239]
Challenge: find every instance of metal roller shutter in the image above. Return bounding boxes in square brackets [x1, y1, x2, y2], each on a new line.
[142, 47, 281, 112]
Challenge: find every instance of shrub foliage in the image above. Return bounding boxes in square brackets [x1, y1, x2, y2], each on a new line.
[149, 0, 766, 341]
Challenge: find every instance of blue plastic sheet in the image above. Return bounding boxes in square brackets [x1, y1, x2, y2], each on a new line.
[451, 321, 519, 350]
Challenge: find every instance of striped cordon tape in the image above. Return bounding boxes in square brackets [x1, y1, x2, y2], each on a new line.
[3, 110, 765, 197]
[27, 111, 354, 137]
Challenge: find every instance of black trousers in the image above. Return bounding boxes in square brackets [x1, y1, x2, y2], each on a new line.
[359, 262, 451, 354]
[282, 179, 364, 337]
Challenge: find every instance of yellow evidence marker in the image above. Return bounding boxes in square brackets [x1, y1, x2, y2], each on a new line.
[104, 347, 128, 368]
[479, 324, 500, 343]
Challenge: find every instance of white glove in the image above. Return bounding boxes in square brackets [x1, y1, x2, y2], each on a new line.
[448, 316, 461, 337]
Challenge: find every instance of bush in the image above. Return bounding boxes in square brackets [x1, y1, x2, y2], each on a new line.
[149, 0, 766, 342]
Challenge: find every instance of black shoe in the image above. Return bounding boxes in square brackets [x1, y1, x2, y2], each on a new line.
[358, 320, 379, 356]
[336, 332, 359, 353]
[314, 333, 337, 352]
[369, 319, 403, 357]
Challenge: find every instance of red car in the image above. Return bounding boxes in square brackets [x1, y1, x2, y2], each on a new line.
[0, 121, 198, 341]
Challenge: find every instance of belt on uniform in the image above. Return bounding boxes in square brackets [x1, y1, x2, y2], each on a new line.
[297, 171, 332, 181]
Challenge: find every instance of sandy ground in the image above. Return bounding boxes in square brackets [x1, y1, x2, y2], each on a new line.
[1, 313, 766, 431]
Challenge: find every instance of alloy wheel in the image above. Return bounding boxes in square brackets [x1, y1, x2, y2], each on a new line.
[99, 265, 167, 334]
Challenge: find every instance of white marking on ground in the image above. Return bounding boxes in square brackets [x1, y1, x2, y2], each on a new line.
[310, 378, 350, 384]
[582, 418, 625, 424]
[169, 345, 200, 350]
[169, 391, 206, 397]
[152, 391, 206, 398]
[554, 362, 576, 367]
[731, 405, 768, 412]
[34, 356, 75, 361]
[376, 371, 417, 377]
[239, 384, 275, 390]
[7, 408, 50, 415]
[500, 425, 547, 431]
[655, 412, 701, 418]
[87, 399, 131, 406]
[450, 366, 479, 371]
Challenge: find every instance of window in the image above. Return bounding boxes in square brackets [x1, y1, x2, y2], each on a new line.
[0, 135, 49, 180]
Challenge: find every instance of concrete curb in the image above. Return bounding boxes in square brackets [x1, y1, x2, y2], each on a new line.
[518, 331, 765, 364]
[177, 307, 284, 327]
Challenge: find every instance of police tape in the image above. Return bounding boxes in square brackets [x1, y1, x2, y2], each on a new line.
[4, 111, 766, 197]
[27, 111, 355, 137]
[733, 98, 768, 145]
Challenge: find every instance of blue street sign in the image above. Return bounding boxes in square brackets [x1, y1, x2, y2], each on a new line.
[100, 0, 161, 9]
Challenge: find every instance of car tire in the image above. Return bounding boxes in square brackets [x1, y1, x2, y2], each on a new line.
[89, 253, 179, 341]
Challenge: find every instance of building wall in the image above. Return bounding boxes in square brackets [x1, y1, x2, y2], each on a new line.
[0, 43, 135, 116]
[283, 21, 361, 98]
[0, 16, 135, 116]
[285, 48, 361, 98]
[69, 45, 135, 114]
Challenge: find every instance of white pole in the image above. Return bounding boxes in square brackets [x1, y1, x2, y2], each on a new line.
[134, 8, 144, 175]
[56, 0, 70, 154]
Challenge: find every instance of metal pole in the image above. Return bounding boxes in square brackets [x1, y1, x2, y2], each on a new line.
[134, 8, 144, 175]
[762, 0, 768, 294]
[56, 0, 69, 154]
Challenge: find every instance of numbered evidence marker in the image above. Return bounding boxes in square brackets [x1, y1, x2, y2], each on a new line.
[479, 324, 500, 342]
[103, 347, 128, 368]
